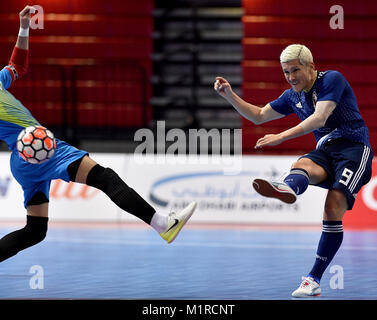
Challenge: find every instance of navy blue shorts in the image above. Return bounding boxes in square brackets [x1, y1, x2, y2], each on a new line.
[300, 138, 373, 210]
[10, 139, 88, 208]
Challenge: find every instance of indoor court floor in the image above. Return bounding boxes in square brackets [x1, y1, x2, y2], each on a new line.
[0, 223, 377, 300]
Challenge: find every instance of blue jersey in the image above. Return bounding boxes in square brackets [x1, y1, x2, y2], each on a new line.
[0, 67, 40, 150]
[269, 70, 370, 149]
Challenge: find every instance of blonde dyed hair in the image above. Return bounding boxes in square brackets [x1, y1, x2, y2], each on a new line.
[280, 44, 313, 66]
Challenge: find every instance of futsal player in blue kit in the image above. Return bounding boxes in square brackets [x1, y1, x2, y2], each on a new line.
[0, 6, 196, 263]
[214, 44, 373, 297]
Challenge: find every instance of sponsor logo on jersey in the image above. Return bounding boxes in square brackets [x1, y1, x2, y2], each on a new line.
[312, 90, 318, 108]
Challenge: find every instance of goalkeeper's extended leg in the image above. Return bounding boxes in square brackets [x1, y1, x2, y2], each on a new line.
[0, 195, 48, 263]
[68, 155, 196, 243]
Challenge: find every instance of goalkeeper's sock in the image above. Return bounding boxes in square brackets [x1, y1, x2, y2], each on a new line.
[150, 213, 168, 233]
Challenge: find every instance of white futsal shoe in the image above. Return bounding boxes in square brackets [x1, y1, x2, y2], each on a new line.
[160, 201, 197, 244]
[292, 277, 321, 298]
[252, 179, 297, 204]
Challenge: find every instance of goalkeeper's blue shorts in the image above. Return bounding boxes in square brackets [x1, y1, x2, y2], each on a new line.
[10, 139, 88, 208]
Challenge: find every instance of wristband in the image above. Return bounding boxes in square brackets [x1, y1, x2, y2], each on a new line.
[18, 27, 29, 37]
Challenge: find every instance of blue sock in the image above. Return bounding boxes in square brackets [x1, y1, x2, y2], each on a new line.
[308, 221, 344, 284]
[283, 168, 309, 195]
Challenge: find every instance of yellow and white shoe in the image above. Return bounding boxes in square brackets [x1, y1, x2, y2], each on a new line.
[160, 201, 197, 244]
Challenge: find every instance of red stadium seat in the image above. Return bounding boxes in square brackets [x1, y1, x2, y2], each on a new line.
[3, 0, 154, 15]
[0, 16, 153, 38]
[243, 38, 377, 62]
[71, 63, 149, 129]
[242, 16, 377, 40]
[242, 0, 377, 154]
[242, 0, 377, 17]
[0, 0, 153, 136]
[15, 37, 152, 60]
[75, 103, 143, 128]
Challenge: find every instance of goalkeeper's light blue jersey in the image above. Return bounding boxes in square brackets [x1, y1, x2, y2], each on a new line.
[269, 70, 370, 149]
[0, 67, 40, 151]
[0, 65, 88, 208]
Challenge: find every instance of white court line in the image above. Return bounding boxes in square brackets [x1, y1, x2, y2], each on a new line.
[46, 237, 377, 252]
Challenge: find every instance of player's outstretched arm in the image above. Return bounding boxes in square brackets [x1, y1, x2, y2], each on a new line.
[4, 5, 34, 85]
[6, 6, 35, 87]
[16, 5, 34, 50]
[255, 100, 336, 149]
[214, 76, 284, 125]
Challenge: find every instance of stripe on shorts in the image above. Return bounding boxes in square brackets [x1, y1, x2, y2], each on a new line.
[349, 146, 370, 193]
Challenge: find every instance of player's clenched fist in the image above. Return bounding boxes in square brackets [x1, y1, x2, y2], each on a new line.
[19, 5, 35, 29]
[214, 77, 233, 99]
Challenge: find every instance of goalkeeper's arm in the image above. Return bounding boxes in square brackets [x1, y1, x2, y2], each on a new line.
[6, 5, 34, 83]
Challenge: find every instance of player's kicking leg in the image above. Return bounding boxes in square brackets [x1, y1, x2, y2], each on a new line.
[252, 158, 326, 204]
[252, 167, 311, 204]
[69, 155, 196, 243]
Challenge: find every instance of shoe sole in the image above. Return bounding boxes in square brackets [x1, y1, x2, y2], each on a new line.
[252, 179, 296, 204]
[165, 202, 197, 244]
[292, 292, 321, 298]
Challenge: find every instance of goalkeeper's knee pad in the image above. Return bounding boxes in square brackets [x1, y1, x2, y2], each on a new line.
[86, 165, 120, 197]
[86, 164, 156, 223]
